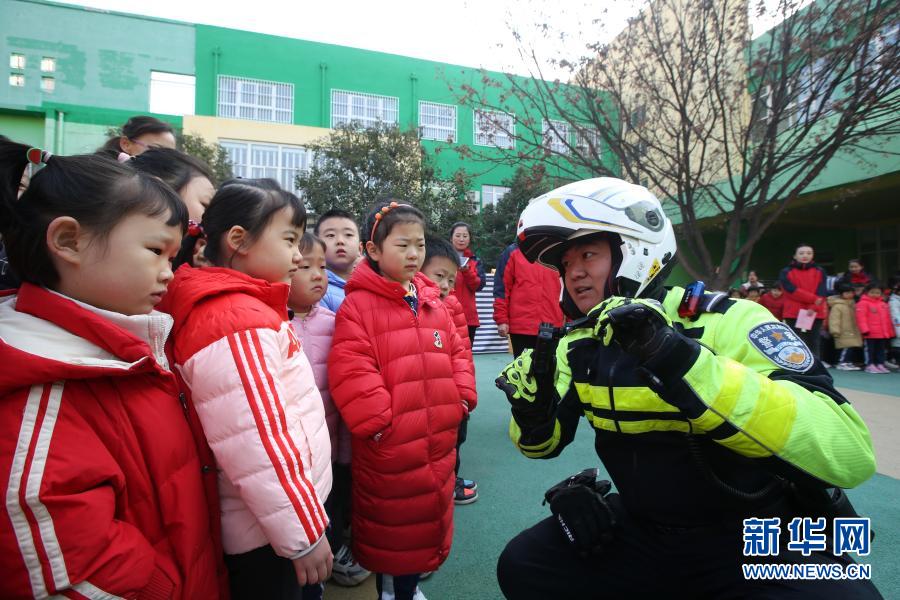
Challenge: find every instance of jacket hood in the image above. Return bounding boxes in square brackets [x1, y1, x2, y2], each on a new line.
[159, 266, 290, 341]
[0, 284, 168, 394]
[345, 260, 441, 305]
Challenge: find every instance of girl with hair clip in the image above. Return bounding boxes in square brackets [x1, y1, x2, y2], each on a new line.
[328, 200, 476, 600]
[159, 181, 333, 600]
[0, 138, 224, 598]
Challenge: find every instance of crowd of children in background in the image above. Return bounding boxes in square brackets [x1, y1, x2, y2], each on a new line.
[0, 120, 485, 600]
[729, 251, 900, 375]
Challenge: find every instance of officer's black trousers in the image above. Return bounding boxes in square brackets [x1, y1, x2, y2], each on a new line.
[497, 512, 883, 599]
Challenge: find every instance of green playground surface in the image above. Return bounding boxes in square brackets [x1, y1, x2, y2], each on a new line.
[328, 354, 900, 599]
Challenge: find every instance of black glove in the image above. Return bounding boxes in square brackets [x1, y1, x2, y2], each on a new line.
[593, 298, 685, 363]
[600, 299, 705, 416]
[544, 468, 618, 558]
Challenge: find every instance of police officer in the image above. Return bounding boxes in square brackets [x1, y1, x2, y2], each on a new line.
[495, 178, 881, 599]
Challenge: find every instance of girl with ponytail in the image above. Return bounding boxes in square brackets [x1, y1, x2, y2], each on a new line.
[0, 136, 224, 598]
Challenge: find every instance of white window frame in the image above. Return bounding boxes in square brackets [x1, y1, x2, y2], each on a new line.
[40, 57, 55, 73]
[482, 184, 510, 207]
[418, 101, 457, 142]
[219, 140, 317, 192]
[474, 110, 515, 149]
[9, 53, 25, 69]
[9, 73, 24, 87]
[40, 76, 55, 93]
[543, 119, 570, 154]
[331, 89, 399, 129]
[217, 75, 293, 124]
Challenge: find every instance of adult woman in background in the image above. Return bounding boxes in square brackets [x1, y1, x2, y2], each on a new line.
[778, 243, 829, 359]
[449, 222, 486, 342]
[99, 115, 176, 157]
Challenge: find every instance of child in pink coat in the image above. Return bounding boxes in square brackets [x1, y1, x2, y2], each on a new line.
[289, 233, 362, 585]
[856, 283, 895, 373]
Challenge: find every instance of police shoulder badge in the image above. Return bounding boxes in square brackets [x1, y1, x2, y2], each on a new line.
[747, 322, 813, 372]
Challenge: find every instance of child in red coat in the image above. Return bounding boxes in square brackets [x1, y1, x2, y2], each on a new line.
[856, 283, 895, 373]
[329, 201, 476, 600]
[0, 139, 223, 598]
[421, 236, 479, 506]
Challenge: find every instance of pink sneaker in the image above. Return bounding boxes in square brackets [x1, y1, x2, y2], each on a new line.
[864, 365, 882, 373]
[876, 364, 891, 373]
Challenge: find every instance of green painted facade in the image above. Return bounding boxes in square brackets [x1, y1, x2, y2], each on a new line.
[1, 0, 192, 153]
[193, 25, 604, 199]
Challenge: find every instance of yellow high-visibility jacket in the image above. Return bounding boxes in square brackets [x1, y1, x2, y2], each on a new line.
[511, 287, 876, 526]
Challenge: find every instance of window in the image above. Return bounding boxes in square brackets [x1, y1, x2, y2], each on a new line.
[474, 110, 515, 149]
[150, 71, 196, 116]
[750, 85, 772, 143]
[629, 104, 647, 129]
[863, 22, 899, 89]
[220, 140, 316, 192]
[465, 190, 480, 211]
[40, 57, 55, 73]
[419, 101, 457, 142]
[575, 127, 602, 155]
[543, 119, 570, 154]
[9, 73, 24, 87]
[635, 140, 648, 158]
[9, 53, 25, 69]
[331, 90, 399, 128]
[218, 75, 293, 124]
[482, 185, 510, 207]
[796, 57, 835, 124]
[40, 77, 54, 93]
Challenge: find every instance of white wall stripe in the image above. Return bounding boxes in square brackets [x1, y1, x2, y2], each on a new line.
[6, 384, 50, 597]
[232, 332, 319, 537]
[26, 383, 70, 591]
[244, 330, 325, 529]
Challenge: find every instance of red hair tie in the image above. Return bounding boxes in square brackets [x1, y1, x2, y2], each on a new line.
[187, 220, 205, 238]
[26, 147, 52, 165]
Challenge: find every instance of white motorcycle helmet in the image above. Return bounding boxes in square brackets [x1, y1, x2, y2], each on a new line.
[517, 177, 677, 302]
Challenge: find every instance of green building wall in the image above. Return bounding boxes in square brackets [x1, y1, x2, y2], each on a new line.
[193, 25, 608, 196]
[1, 0, 193, 153]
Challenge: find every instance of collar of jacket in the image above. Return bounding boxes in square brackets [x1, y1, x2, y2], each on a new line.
[326, 269, 347, 288]
[0, 283, 169, 394]
[159, 265, 290, 340]
[790, 260, 817, 270]
[345, 259, 441, 306]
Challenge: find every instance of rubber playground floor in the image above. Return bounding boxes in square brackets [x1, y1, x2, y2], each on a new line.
[327, 353, 900, 599]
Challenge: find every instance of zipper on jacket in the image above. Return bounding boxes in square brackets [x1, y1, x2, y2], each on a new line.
[178, 392, 189, 418]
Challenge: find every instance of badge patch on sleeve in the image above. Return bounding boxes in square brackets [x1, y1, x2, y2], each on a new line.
[748, 323, 813, 372]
